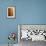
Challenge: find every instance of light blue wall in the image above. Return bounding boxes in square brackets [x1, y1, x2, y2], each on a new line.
[0, 0, 46, 44]
[17, 0, 46, 24]
[0, 0, 17, 44]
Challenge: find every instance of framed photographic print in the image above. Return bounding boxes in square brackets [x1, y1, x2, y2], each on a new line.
[7, 6, 15, 18]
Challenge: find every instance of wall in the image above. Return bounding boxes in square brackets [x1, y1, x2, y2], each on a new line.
[0, 0, 46, 44]
[0, 0, 17, 44]
[16, 0, 46, 24]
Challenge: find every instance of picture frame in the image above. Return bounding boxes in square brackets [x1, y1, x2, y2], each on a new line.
[7, 6, 15, 18]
